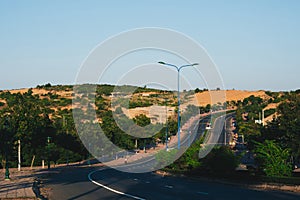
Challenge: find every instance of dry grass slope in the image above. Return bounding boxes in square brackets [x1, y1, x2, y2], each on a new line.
[193, 90, 269, 106]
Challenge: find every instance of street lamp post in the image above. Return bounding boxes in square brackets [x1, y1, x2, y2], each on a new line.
[165, 124, 168, 151]
[18, 140, 21, 172]
[88, 143, 91, 166]
[47, 136, 51, 169]
[164, 98, 169, 151]
[158, 61, 198, 149]
[188, 130, 191, 147]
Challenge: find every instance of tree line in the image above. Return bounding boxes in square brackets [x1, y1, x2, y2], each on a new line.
[0, 89, 86, 168]
[236, 91, 300, 177]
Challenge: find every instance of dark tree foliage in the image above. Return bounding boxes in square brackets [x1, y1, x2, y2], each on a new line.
[133, 114, 151, 127]
[0, 91, 85, 167]
[200, 146, 239, 176]
[238, 91, 300, 176]
[265, 93, 300, 160]
[254, 140, 292, 177]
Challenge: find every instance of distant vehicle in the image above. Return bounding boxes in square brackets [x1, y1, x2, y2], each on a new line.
[205, 122, 212, 130]
[293, 163, 300, 169]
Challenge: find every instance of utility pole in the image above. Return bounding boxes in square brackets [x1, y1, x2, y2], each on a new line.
[262, 109, 265, 126]
[18, 140, 21, 171]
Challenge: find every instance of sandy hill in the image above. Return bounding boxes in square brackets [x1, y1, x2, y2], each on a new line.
[7, 88, 72, 99]
[190, 90, 269, 107]
[4, 88, 269, 104]
[2, 88, 271, 109]
[1, 87, 278, 123]
[120, 90, 271, 120]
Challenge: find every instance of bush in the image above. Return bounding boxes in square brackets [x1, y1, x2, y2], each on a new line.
[263, 108, 276, 118]
[254, 140, 292, 177]
[201, 146, 239, 176]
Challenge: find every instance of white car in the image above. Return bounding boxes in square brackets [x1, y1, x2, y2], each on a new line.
[205, 123, 212, 130]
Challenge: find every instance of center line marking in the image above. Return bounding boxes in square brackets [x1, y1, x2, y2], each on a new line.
[197, 191, 209, 195]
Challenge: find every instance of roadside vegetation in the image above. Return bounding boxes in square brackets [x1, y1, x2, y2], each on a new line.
[160, 90, 300, 185]
[0, 84, 208, 168]
[234, 90, 300, 181]
[1, 83, 299, 186]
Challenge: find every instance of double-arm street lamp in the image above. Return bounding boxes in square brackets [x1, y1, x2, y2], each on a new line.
[158, 61, 199, 149]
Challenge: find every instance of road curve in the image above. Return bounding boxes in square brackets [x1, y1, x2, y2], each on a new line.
[42, 166, 300, 200]
[42, 112, 300, 200]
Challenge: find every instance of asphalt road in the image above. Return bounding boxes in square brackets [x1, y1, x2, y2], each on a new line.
[200, 112, 235, 146]
[42, 112, 300, 199]
[216, 112, 235, 145]
[42, 166, 300, 200]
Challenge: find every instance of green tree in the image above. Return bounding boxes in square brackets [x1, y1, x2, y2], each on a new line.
[276, 94, 300, 157]
[133, 114, 150, 127]
[0, 92, 54, 166]
[201, 146, 239, 176]
[0, 117, 14, 168]
[0, 90, 85, 166]
[195, 88, 200, 93]
[260, 93, 300, 161]
[171, 139, 202, 170]
[254, 140, 292, 177]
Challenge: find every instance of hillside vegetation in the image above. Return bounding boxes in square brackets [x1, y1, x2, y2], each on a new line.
[0, 83, 292, 169]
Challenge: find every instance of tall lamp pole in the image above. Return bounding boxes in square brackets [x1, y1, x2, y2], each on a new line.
[164, 98, 169, 151]
[158, 61, 198, 149]
[47, 136, 51, 169]
[18, 140, 21, 171]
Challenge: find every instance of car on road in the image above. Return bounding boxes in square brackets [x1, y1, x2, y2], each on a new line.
[205, 122, 212, 130]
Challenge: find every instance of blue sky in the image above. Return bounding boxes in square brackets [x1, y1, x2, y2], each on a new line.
[0, 0, 299, 91]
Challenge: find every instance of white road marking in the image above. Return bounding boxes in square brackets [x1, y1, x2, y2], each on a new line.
[164, 185, 173, 189]
[88, 168, 145, 200]
[197, 191, 209, 195]
[133, 178, 138, 181]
